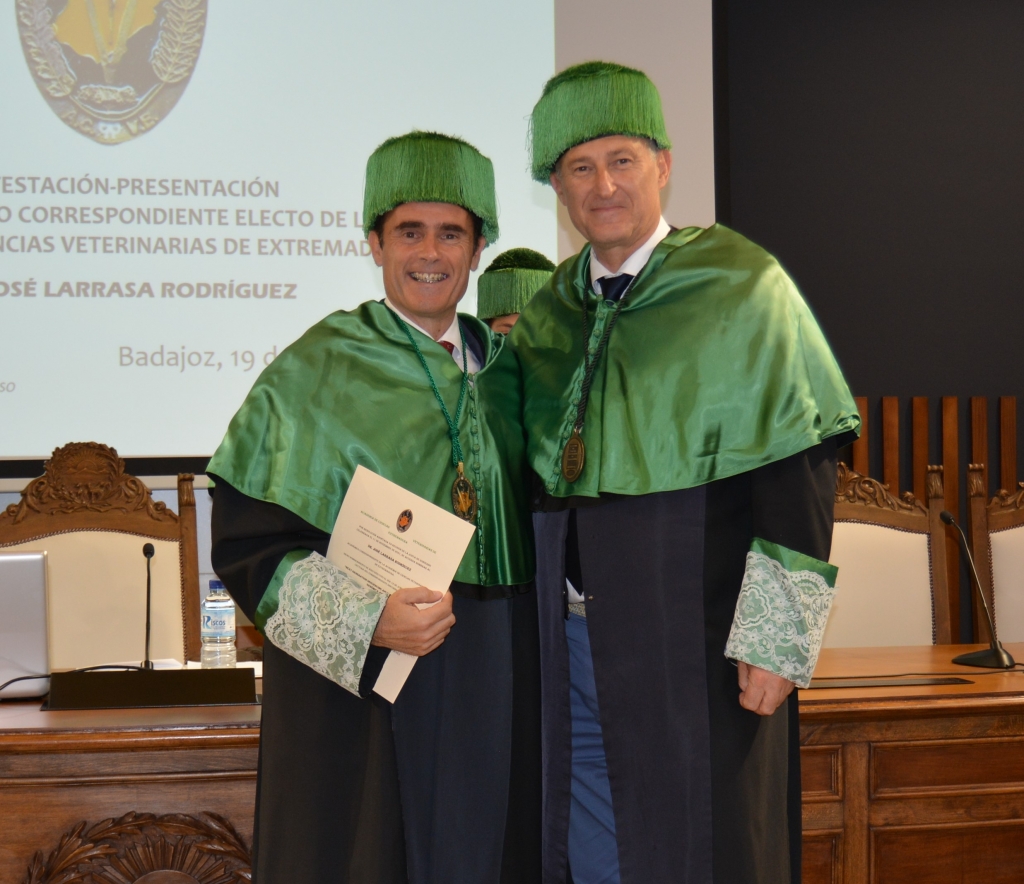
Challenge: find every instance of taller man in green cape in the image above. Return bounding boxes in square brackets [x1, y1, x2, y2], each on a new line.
[510, 63, 860, 884]
[208, 131, 540, 884]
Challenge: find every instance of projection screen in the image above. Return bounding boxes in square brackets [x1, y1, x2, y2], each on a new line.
[0, 0, 557, 458]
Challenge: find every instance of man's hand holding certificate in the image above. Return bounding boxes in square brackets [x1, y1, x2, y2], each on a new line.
[326, 465, 477, 701]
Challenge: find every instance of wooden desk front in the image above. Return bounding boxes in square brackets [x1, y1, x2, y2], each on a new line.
[0, 701, 260, 883]
[4, 647, 1024, 884]
[801, 643, 1024, 884]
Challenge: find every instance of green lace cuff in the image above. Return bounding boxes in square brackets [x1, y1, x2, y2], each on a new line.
[724, 537, 838, 689]
[262, 552, 388, 696]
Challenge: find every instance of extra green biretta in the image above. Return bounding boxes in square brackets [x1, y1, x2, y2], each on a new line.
[362, 131, 499, 243]
[478, 248, 556, 319]
[530, 61, 672, 182]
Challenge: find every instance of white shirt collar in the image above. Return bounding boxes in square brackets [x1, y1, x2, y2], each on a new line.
[590, 216, 672, 294]
[384, 299, 481, 373]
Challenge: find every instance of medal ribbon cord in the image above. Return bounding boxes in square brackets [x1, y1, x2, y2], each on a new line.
[572, 277, 636, 434]
[393, 310, 469, 469]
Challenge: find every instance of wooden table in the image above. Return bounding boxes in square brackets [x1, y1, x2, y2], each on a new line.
[0, 699, 260, 884]
[800, 642, 1024, 884]
[4, 646, 1024, 884]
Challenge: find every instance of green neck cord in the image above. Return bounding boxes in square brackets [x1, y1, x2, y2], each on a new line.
[393, 309, 469, 468]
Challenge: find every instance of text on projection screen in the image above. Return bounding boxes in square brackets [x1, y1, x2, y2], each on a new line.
[0, 0, 556, 457]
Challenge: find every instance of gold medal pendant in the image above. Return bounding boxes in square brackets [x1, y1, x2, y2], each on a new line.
[452, 462, 478, 522]
[561, 429, 586, 483]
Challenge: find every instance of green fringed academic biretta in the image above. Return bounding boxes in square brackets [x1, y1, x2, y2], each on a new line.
[207, 130, 541, 884]
[477, 247, 556, 321]
[362, 130, 499, 243]
[511, 60, 860, 884]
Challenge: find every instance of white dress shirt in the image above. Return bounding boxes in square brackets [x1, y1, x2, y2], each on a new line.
[567, 216, 672, 605]
[590, 216, 672, 295]
[385, 299, 481, 373]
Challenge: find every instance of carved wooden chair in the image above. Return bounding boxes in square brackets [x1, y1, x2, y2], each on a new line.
[0, 442, 201, 669]
[824, 463, 953, 647]
[966, 464, 1024, 644]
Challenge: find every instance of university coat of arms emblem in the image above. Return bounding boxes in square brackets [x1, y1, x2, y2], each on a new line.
[17, 0, 207, 144]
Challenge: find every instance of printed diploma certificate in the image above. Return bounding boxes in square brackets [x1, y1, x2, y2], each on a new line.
[326, 465, 476, 701]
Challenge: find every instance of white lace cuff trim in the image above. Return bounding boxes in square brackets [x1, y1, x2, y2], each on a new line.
[725, 547, 837, 689]
[264, 552, 388, 696]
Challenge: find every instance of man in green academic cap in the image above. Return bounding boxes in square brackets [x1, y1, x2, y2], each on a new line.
[478, 247, 557, 334]
[208, 131, 540, 884]
[510, 62, 860, 884]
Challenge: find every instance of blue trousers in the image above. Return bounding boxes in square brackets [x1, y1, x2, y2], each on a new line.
[566, 612, 622, 884]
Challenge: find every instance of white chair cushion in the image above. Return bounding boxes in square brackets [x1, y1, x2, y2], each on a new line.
[3, 532, 184, 670]
[824, 521, 934, 647]
[991, 524, 1024, 643]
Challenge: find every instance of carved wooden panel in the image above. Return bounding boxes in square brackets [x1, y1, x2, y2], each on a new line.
[872, 738, 1024, 796]
[872, 823, 1024, 884]
[0, 442, 181, 543]
[801, 745, 842, 802]
[802, 832, 842, 884]
[23, 812, 251, 884]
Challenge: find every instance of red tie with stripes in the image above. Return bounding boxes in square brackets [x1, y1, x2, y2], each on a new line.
[439, 341, 456, 356]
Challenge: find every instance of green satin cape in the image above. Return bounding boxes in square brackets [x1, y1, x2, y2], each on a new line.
[207, 300, 534, 586]
[509, 224, 859, 498]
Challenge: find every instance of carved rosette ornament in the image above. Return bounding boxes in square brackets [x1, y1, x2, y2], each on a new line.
[1, 442, 176, 526]
[23, 811, 251, 884]
[834, 462, 927, 515]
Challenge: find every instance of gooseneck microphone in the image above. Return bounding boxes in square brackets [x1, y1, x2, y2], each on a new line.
[940, 511, 1015, 669]
[142, 543, 156, 670]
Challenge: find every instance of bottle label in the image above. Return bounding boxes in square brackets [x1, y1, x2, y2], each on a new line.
[201, 611, 235, 638]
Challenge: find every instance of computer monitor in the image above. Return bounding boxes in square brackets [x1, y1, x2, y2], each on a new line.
[0, 551, 50, 699]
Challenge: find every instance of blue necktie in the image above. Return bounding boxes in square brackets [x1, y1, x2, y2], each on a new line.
[599, 274, 635, 302]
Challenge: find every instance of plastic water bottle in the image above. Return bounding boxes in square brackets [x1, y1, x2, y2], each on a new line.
[201, 579, 236, 668]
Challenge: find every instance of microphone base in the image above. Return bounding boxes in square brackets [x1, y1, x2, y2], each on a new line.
[46, 668, 258, 710]
[952, 645, 1016, 670]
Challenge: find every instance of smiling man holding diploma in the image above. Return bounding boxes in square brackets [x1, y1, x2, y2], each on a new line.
[207, 131, 539, 884]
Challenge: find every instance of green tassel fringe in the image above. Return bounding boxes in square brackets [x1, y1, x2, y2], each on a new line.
[530, 61, 672, 182]
[478, 267, 552, 319]
[485, 247, 556, 274]
[363, 131, 499, 243]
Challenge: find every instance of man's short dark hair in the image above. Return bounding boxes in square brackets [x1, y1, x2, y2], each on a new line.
[373, 208, 485, 244]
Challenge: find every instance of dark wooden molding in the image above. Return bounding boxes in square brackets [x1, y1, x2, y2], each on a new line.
[23, 811, 251, 884]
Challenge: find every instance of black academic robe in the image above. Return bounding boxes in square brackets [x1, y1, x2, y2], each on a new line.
[210, 479, 541, 884]
[534, 440, 840, 884]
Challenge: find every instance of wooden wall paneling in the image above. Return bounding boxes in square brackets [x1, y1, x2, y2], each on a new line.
[970, 397, 989, 493]
[852, 397, 869, 475]
[912, 397, 929, 503]
[967, 464, 995, 644]
[881, 396, 899, 493]
[941, 397, 960, 640]
[1000, 396, 1018, 492]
